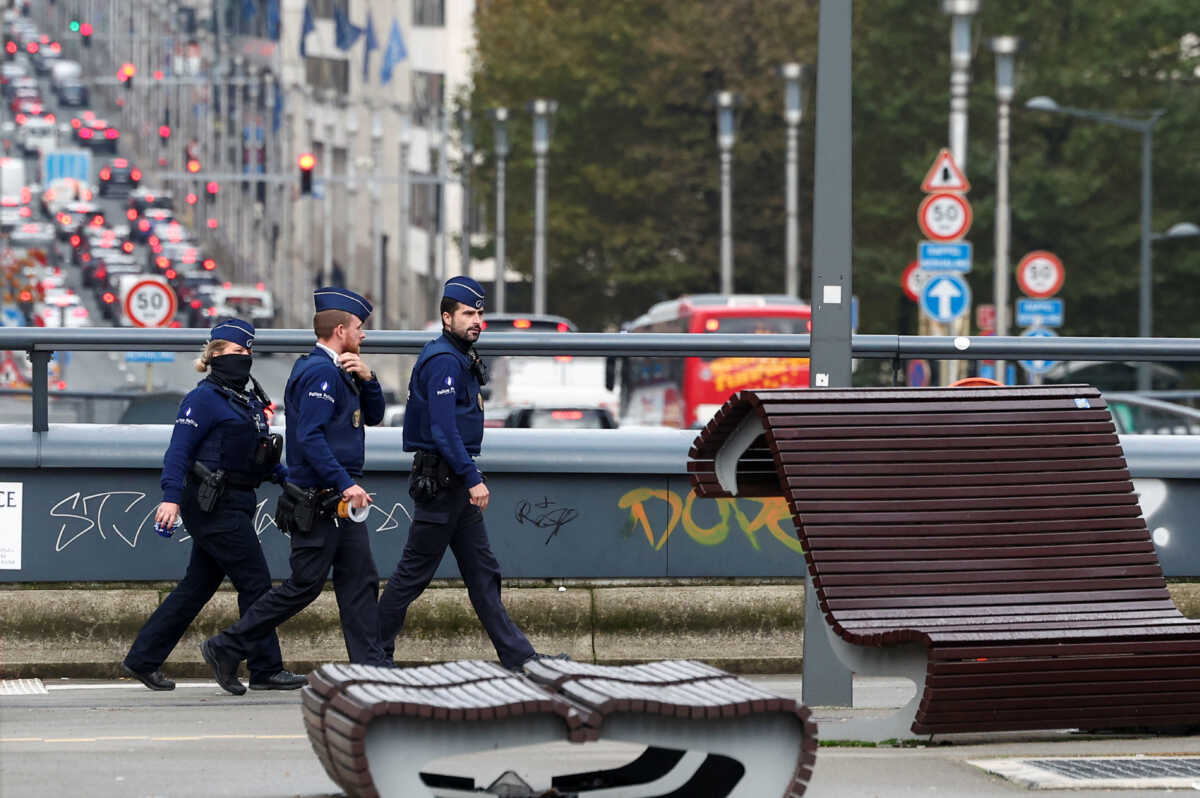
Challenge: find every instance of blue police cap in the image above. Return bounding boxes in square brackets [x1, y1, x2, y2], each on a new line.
[209, 318, 255, 349]
[313, 286, 373, 321]
[443, 276, 486, 310]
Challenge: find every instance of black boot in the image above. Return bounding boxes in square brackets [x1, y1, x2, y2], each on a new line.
[121, 663, 175, 691]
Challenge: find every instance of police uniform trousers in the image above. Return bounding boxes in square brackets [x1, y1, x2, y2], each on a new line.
[378, 479, 535, 669]
[209, 509, 388, 666]
[124, 485, 283, 682]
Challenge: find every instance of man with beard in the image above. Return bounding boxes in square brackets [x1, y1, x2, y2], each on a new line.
[201, 287, 390, 694]
[378, 277, 564, 672]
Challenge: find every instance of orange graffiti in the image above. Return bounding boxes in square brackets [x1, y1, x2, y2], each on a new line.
[618, 487, 804, 554]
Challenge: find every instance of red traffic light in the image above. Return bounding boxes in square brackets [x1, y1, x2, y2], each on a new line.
[205, 181, 219, 195]
[80, 23, 93, 36]
[298, 153, 316, 171]
[120, 62, 136, 79]
[158, 125, 171, 139]
[153, 70, 164, 81]
[186, 159, 201, 173]
[185, 193, 198, 205]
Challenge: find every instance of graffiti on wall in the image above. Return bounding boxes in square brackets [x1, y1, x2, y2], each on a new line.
[618, 487, 803, 555]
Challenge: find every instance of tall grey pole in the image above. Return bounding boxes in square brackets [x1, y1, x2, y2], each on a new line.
[944, 0, 979, 172]
[438, 110, 450, 290]
[459, 110, 474, 278]
[371, 111, 383, 329]
[322, 103, 334, 288]
[715, 91, 736, 295]
[345, 110, 359, 290]
[805, 0, 855, 708]
[1137, 123, 1154, 392]
[398, 113, 411, 327]
[533, 150, 547, 314]
[781, 64, 807, 299]
[991, 37, 1018, 382]
[495, 153, 507, 313]
[305, 98, 317, 294]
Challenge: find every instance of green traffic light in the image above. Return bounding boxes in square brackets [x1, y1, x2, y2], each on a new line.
[68, 20, 80, 32]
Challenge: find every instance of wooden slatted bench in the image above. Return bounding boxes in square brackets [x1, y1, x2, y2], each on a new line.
[689, 385, 1200, 739]
[301, 659, 817, 797]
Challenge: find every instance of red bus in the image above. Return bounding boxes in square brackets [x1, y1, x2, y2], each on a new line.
[614, 294, 811, 428]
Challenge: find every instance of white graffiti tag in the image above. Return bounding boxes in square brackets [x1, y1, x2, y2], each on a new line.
[50, 491, 157, 551]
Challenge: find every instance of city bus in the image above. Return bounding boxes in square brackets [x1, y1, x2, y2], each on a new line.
[612, 294, 812, 428]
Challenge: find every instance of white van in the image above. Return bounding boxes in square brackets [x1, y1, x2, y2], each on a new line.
[19, 117, 57, 157]
[50, 60, 82, 90]
[0, 157, 27, 198]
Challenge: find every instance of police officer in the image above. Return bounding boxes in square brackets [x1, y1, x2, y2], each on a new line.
[202, 288, 390, 695]
[122, 319, 306, 692]
[378, 277, 563, 672]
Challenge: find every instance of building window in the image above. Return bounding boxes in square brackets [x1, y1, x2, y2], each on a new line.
[412, 71, 444, 127]
[413, 0, 445, 27]
[305, 58, 349, 95]
[310, 0, 338, 19]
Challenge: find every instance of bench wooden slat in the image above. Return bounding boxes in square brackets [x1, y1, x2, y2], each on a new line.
[788, 481, 1135, 502]
[814, 554, 1163, 574]
[793, 493, 1140, 514]
[782, 456, 1130, 477]
[767, 420, 1116, 439]
[812, 542, 1154, 562]
[775, 433, 1119, 451]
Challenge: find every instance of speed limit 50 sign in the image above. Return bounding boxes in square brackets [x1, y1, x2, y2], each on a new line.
[124, 280, 178, 328]
[1016, 250, 1065, 299]
[917, 192, 972, 242]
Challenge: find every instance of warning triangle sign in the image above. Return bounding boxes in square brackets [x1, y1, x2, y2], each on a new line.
[920, 148, 971, 193]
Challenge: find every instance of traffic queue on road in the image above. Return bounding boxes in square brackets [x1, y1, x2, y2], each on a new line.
[1, 15, 275, 388]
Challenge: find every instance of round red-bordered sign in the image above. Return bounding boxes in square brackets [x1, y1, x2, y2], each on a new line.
[124, 279, 178, 328]
[917, 192, 972, 242]
[1015, 250, 1065, 299]
[901, 260, 928, 303]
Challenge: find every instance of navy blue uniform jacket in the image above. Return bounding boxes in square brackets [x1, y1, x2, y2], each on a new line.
[402, 333, 484, 488]
[284, 346, 386, 491]
[161, 379, 282, 504]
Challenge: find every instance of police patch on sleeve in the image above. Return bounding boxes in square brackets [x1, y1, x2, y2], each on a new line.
[307, 379, 336, 403]
[436, 374, 455, 397]
[176, 406, 199, 427]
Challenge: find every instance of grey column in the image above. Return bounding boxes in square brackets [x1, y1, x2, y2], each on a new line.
[785, 121, 800, 298]
[345, 109, 359, 293]
[1137, 123, 1154, 392]
[993, 97, 1011, 377]
[805, 0, 855, 708]
[719, 148, 733, 294]
[398, 114, 411, 328]
[322, 104, 334, 288]
[495, 154, 507, 314]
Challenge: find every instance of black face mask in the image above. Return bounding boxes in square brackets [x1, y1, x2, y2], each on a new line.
[209, 353, 253, 389]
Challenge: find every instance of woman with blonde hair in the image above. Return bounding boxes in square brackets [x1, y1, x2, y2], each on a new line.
[121, 319, 306, 693]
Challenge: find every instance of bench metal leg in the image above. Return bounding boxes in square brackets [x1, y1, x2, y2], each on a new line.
[823, 618, 928, 742]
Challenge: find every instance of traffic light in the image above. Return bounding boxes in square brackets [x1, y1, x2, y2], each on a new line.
[79, 22, 92, 48]
[158, 125, 171, 147]
[118, 62, 135, 89]
[68, 19, 80, 33]
[298, 152, 315, 195]
[186, 158, 201, 174]
[206, 181, 219, 197]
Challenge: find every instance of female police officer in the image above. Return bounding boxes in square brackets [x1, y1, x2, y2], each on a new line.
[121, 319, 306, 693]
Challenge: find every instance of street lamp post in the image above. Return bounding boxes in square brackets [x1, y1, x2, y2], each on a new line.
[370, 111, 384, 329]
[715, 90, 737, 295]
[942, 0, 980, 171]
[530, 99, 557, 315]
[780, 64, 808, 299]
[1151, 222, 1200, 243]
[492, 107, 510, 314]
[1026, 96, 1166, 391]
[459, 109, 474, 279]
[990, 36, 1020, 383]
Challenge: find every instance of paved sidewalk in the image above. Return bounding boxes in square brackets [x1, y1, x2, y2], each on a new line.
[0, 674, 1195, 797]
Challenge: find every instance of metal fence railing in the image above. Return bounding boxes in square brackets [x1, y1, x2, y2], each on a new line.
[3, 328, 1200, 431]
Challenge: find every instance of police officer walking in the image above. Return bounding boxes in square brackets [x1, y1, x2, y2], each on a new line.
[122, 319, 306, 692]
[202, 288, 390, 694]
[378, 277, 564, 672]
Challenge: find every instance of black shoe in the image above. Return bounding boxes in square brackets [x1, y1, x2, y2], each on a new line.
[508, 652, 571, 674]
[200, 639, 245, 696]
[249, 670, 308, 691]
[121, 663, 175, 691]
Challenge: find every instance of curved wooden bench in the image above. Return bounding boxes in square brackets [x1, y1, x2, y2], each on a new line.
[301, 659, 817, 797]
[689, 385, 1200, 738]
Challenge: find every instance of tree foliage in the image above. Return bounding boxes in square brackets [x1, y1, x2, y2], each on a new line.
[467, 0, 1199, 339]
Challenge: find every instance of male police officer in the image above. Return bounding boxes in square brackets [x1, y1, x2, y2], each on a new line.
[202, 287, 390, 694]
[378, 276, 563, 672]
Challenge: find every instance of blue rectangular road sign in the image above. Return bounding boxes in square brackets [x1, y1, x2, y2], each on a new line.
[1016, 298, 1064, 327]
[124, 351, 176, 363]
[918, 241, 972, 273]
[41, 149, 93, 183]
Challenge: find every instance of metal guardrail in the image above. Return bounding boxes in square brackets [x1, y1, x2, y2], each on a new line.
[3, 328, 1200, 431]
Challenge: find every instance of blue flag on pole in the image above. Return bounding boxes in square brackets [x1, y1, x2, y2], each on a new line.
[241, 0, 257, 21]
[380, 19, 407, 85]
[272, 79, 283, 133]
[362, 11, 379, 81]
[266, 0, 280, 40]
[299, 2, 315, 58]
[334, 4, 363, 51]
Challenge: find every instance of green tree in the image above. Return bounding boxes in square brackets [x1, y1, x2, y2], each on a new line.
[468, 0, 1199, 344]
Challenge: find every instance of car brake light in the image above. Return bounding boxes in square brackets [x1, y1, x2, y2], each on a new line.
[554, 356, 574, 363]
[165, 269, 177, 279]
[73, 308, 87, 318]
[139, 220, 150, 231]
[18, 206, 30, 217]
[69, 234, 80, 246]
[79, 128, 93, 139]
[44, 113, 54, 123]
[705, 318, 720, 331]
[126, 209, 137, 220]
[122, 242, 133, 253]
[80, 253, 91, 263]
[70, 118, 82, 129]
[255, 282, 265, 290]
[551, 411, 585, 420]
[91, 215, 104, 226]
[156, 256, 169, 269]
[105, 129, 119, 139]
[202, 259, 215, 270]
[190, 299, 202, 309]
[99, 168, 111, 180]
[14, 113, 26, 124]
[95, 267, 107, 279]
[513, 319, 532, 329]
[130, 169, 141, 181]
[114, 158, 128, 167]
[557, 322, 570, 332]
[102, 291, 115, 303]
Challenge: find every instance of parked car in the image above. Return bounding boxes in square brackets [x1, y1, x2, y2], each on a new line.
[98, 157, 140, 197]
[1104, 393, 1200, 435]
[55, 78, 88, 107]
[504, 406, 619, 429]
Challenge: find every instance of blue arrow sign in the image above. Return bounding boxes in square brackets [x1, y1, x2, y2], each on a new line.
[920, 273, 971, 323]
[1016, 298, 1064, 328]
[918, 241, 972, 273]
[1019, 327, 1058, 374]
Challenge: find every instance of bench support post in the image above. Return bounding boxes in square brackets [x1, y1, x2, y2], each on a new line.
[801, 572, 853, 708]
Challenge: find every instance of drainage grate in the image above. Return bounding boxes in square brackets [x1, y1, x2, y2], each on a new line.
[971, 757, 1200, 790]
[0, 679, 48, 696]
[1029, 758, 1200, 780]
